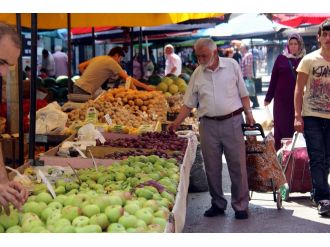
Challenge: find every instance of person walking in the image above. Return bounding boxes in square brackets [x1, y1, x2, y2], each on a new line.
[169, 38, 255, 220]
[164, 44, 182, 76]
[264, 33, 306, 151]
[41, 49, 55, 77]
[294, 19, 330, 216]
[240, 44, 260, 108]
[0, 22, 28, 215]
[52, 45, 68, 77]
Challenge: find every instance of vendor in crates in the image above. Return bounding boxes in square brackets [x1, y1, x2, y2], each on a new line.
[0, 22, 28, 215]
[169, 38, 255, 220]
[74, 47, 154, 96]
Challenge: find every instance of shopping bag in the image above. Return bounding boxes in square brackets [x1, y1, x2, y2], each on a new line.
[245, 132, 287, 192]
[244, 78, 256, 97]
[260, 106, 273, 131]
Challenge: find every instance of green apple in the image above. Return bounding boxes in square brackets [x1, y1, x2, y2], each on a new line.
[48, 201, 63, 210]
[0, 225, 4, 233]
[63, 195, 76, 206]
[5, 225, 22, 233]
[105, 205, 124, 223]
[35, 192, 53, 204]
[147, 223, 163, 233]
[126, 227, 138, 233]
[115, 172, 126, 181]
[61, 205, 81, 222]
[0, 210, 19, 229]
[82, 204, 100, 217]
[152, 217, 167, 229]
[65, 182, 80, 191]
[107, 195, 123, 206]
[94, 195, 112, 212]
[66, 189, 79, 195]
[143, 200, 160, 212]
[124, 203, 140, 215]
[53, 194, 67, 205]
[135, 208, 154, 225]
[29, 225, 48, 233]
[72, 216, 90, 227]
[136, 219, 147, 228]
[75, 224, 102, 233]
[22, 212, 41, 225]
[110, 191, 132, 204]
[53, 224, 76, 233]
[41, 207, 60, 221]
[46, 210, 62, 226]
[107, 223, 126, 233]
[23, 201, 47, 217]
[22, 219, 44, 233]
[47, 218, 71, 232]
[135, 188, 153, 200]
[118, 215, 138, 229]
[27, 195, 37, 202]
[89, 213, 109, 230]
[154, 208, 170, 219]
[161, 191, 175, 203]
[54, 185, 66, 195]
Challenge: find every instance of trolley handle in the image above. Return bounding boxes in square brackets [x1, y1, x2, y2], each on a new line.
[242, 123, 265, 138]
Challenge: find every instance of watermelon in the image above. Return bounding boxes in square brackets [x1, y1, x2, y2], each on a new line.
[179, 73, 190, 84]
[56, 75, 68, 88]
[148, 75, 162, 86]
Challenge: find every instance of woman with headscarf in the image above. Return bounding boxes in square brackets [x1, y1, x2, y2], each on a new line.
[264, 33, 306, 150]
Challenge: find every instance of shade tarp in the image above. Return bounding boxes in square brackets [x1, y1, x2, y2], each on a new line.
[197, 13, 290, 39]
[0, 13, 224, 29]
[271, 14, 330, 28]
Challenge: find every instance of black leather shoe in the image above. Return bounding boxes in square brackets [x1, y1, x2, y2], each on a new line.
[204, 205, 225, 217]
[235, 210, 248, 219]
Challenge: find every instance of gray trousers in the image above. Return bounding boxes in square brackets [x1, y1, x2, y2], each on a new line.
[199, 114, 249, 212]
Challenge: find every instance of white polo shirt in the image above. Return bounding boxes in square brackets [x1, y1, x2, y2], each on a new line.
[184, 57, 249, 118]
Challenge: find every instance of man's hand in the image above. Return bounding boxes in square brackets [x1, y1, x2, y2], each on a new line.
[294, 116, 304, 133]
[0, 183, 25, 215]
[245, 111, 255, 126]
[9, 181, 29, 203]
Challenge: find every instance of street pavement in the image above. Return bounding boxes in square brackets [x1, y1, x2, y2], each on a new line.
[183, 76, 330, 233]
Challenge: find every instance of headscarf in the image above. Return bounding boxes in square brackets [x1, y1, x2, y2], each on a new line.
[282, 33, 306, 59]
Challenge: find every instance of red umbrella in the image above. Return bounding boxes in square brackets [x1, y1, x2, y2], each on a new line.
[271, 14, 330, 28]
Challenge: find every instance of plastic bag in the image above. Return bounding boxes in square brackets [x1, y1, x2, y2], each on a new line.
[244, 78, 256, 97]
[260, 106, 274, 131]
[35, 102, 68, 134]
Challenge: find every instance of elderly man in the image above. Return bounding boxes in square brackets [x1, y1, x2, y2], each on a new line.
[0, 22, 29, 215]
[164, 44, 182, 76]
[169, 38, 255, 220]
[52, 45, 68, 77]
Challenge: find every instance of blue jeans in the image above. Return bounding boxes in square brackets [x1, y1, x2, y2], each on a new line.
[303, 116, 330, 202]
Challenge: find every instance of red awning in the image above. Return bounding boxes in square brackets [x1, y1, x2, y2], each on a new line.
[71, 26, 118, 35]
[272, 14, 330, 28]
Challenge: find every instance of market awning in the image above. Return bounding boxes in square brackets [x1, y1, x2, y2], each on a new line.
[270, 13, 330, 28]
[0, 13, 225, 29]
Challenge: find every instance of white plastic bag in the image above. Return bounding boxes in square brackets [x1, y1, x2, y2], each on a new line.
[260, 106, 273, 131]
[35, 102, 68, 134]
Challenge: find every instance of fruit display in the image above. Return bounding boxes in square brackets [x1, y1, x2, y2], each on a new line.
[156, 75, 187, 97]
[166, 94, 199, 133]
[0, 155, 180, 233]
[103, 131, 187, 153]
[66, 88, 167, 129]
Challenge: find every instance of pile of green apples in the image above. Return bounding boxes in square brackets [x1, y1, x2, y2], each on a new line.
[0, 155, 179, 233]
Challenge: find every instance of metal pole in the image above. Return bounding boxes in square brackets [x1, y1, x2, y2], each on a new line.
[16, 13, 24, 166]
[139, 27, 144, 78]
[92, 27, 96, 58]
[67, 13, 73, 93]
[28, 13, 38, 165]
[129, 27, 134, 76]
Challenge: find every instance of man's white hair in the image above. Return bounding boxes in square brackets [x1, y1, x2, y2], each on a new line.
[55, 45, 62, 52]
[194, 38, 217, 51]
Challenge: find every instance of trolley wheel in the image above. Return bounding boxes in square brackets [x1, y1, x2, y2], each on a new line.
[276, 192, 282, 210]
